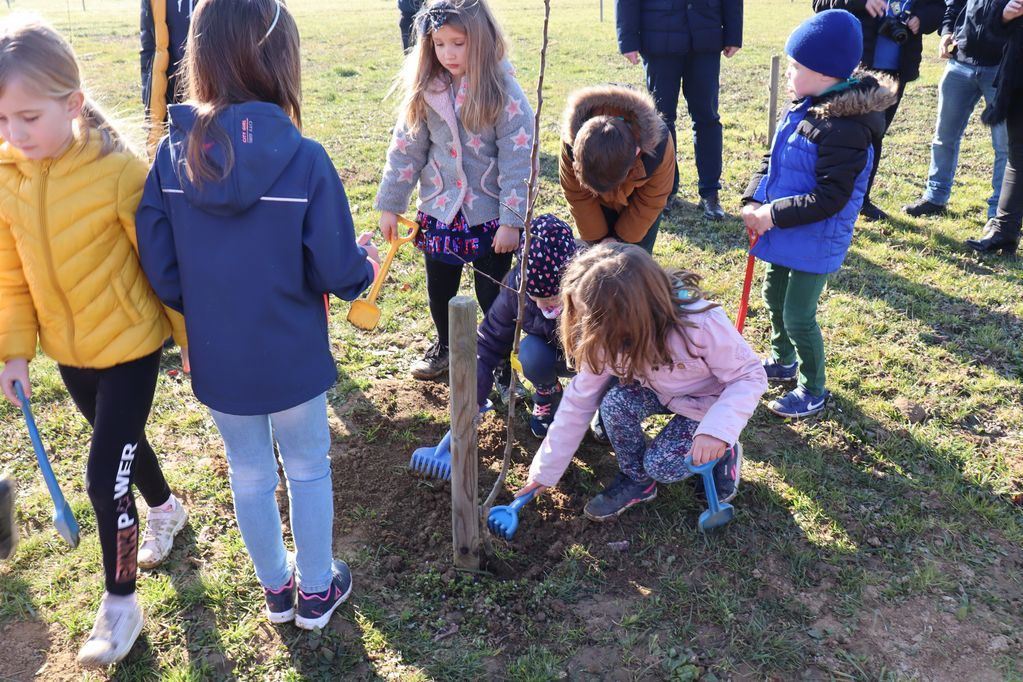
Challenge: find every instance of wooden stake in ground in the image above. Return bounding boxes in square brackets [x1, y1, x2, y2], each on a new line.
[768, 54, 781, 144]
[449, 296, 481, 571]
[480, 0, 552, 548]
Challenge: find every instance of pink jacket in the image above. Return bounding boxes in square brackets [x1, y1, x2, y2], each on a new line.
[528, 306, 768, 487]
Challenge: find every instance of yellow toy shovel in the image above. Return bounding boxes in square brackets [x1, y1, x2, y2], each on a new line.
[348, 215, 419, 330]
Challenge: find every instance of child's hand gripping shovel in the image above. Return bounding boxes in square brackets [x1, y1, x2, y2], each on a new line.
[348, 215, 419, 331]
[735, 227, 758, 335]
[685, 452, 736, 532]
[13, 381, 80, 548]
[487, 488, 538, 540]
[409, 401, 492, 480]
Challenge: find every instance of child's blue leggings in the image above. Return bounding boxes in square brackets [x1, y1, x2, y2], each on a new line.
[600, 382, 698, 483]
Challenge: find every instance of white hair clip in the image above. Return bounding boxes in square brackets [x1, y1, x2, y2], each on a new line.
[264, 0, 282, 39]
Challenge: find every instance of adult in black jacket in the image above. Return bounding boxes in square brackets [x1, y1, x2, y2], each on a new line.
[616, 0, 743, 220]
[966, 0, 1023, 254]
[398, 0, 426, 51]
[812, 0, 945, 221]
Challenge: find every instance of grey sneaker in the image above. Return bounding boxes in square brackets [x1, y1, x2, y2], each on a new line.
[411, 341, 449, 380]
[295, 560, 353, 630]
[584, 473, 657, 521]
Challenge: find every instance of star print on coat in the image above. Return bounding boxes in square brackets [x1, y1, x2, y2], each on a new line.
[393, 135, 410, 154]
[511, 127, 531, 151]
[464, 188, 477, 210]
[397, 163, 415, 183]
[434, 195, 450, 211]
[466, 133, 484, 154]
[503, 189, 523, 213]
[505, 97, 523, 122]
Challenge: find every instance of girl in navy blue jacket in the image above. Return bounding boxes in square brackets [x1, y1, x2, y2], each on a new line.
[136, 0, 378, 631]
[741, 11, 896, 419]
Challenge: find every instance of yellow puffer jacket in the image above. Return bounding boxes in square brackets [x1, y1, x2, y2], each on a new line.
[0, 133, 186, 369]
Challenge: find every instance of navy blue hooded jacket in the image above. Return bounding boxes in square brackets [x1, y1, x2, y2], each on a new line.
[616, 0, 743, 56]
[136, 102, 374, 415]
[742, 73, 897, 273]
[476, 268, 562, 407]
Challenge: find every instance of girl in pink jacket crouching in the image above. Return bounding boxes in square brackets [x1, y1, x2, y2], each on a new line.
[515, 243, 768, 521]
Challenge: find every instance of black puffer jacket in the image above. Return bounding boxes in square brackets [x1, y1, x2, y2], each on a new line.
[811, 0, 946, 82]
[979, 0, 1023, 124]
[944, 0, 1007, 66]
[616, 0, 743, 56]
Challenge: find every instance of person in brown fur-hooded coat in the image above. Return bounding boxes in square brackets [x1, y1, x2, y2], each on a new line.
[559, 84, 674, 253]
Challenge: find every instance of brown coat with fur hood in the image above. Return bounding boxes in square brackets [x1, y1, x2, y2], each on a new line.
[559, 85, 674, 244]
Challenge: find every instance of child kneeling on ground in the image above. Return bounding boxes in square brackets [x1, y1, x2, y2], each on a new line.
[741, 10, 897, 418]
[515, 244, 767, 521]
[475, 214, 577, 437]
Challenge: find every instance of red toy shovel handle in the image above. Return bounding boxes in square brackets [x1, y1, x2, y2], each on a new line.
[735, 228, 758, 335]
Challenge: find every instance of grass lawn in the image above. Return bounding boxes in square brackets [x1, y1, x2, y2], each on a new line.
[1, 0, 1021, 679]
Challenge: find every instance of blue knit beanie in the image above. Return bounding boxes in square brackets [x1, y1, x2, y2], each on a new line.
[785, 10, 863, 80]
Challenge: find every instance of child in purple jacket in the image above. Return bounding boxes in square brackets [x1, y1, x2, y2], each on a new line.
[476, 215, 576, 437]
[515, 244, 767, 522]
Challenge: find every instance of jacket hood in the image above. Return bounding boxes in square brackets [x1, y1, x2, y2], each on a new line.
[167, 102, 302, 216]
[809, 70, 899, 122]
[561, 84, 666, 155]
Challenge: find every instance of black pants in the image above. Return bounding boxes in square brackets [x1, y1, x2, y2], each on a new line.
[991, 89, 1023, 237]
[425, 250, 513, 348]
[866, 72, 907, 202]
[59, 350, 171, 595]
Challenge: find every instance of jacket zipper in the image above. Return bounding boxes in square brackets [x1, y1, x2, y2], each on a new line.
[37, 164, 81, 366]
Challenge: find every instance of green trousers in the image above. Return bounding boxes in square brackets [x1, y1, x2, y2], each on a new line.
[762, 263, 830, 395]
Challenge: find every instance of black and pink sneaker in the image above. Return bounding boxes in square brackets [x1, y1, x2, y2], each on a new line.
[583, 472, 657, 521]
[295, 560, 353, 631]
[263, 573, 296, 624]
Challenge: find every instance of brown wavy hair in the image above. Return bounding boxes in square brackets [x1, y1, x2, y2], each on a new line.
[572, 116, 636, 194]
[395, 0, 509, 135]
[181, 0, 302, 184]
[0, 14, 130, 157]
[558, 243, 718, 383]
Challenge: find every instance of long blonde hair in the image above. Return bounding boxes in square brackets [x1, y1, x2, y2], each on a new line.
[559, 243, 718, 383]
[0, 14, 129, 156]
[396, 0, 509, 135]
[181, 0, 302, 184]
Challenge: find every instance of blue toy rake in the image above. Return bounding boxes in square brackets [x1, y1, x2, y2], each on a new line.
[487, 488, 538, 540]
[408, 402, 492, 480]
[14, 381, 80, 548]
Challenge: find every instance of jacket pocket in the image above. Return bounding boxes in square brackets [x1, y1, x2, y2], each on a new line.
[479, 160, 500, 199]
[112, 276, 144, 326]
[419, 159, 443, 203]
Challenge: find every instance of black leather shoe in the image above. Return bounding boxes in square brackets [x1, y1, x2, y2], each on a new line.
[859, 200, 889, 222]
[903, 199, 948, 218]
[965, 224, 1019, 255]
[699, 193, 725, 220]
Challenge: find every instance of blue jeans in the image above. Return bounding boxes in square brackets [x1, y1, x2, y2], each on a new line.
[210, 393, 334, 593]
[925, 59, 1008, 217]
[643, 51, 723, 199]
[518, 333, 572, 391]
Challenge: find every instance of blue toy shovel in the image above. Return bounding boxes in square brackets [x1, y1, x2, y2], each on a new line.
[487, 488, 538, 540]
[408, 402, 492, 480]
[14, 381, 80, 548]
[685, 454, 735, 532]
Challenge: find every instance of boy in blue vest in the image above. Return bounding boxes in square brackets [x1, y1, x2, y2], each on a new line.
[741, 10, 897, 418]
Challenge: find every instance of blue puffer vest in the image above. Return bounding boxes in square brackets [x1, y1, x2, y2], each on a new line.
[750, 100, 873, 274]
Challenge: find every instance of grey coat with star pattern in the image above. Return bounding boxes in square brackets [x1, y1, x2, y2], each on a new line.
[374, 68, 534, 227]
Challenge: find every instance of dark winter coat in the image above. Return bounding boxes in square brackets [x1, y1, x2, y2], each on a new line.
[560, 85, 674, 244]
[136, 102, 375, 415]
[476, 268, 561, 407]
[742, 72, 898, 273]
[980, 0, 1023, 125]
[140, 0, 192, 153]
[811, 0, 946, 82]
[944, 0, 1007, 66]
[615, 0, 743, 56]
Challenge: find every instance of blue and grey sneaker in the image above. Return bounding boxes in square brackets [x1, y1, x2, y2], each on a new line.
[768, 386, 831, 418]
[713, 443, 742, 503]
[295, 560, 353, 630]
[584, 472, 657, 521]
[263, 573, 297, 624]
[762, 357, 797, 384]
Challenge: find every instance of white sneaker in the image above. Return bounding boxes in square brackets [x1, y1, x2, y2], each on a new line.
[137, 497, 187, 570]
[76, 594, 144, 668]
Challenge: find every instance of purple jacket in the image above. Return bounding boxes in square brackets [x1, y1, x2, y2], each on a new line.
[527, 305, 767, 487]
[476, 268, 560, 405]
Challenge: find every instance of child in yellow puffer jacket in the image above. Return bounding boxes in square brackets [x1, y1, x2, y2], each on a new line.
[0, 15, 188, 668]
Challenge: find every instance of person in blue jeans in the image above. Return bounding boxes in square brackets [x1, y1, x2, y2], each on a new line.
[476, 215, 577, 437]
[615, 0, 742, 220]
[136, 0, 379, 630]
[904, 0, 1009, 218]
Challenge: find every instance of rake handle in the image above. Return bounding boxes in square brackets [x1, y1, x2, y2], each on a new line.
[508, 487, 538, 512]
[735, 228, 758, 335]
[362, 215, 419, 307]
[14, 381, 68, 509]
